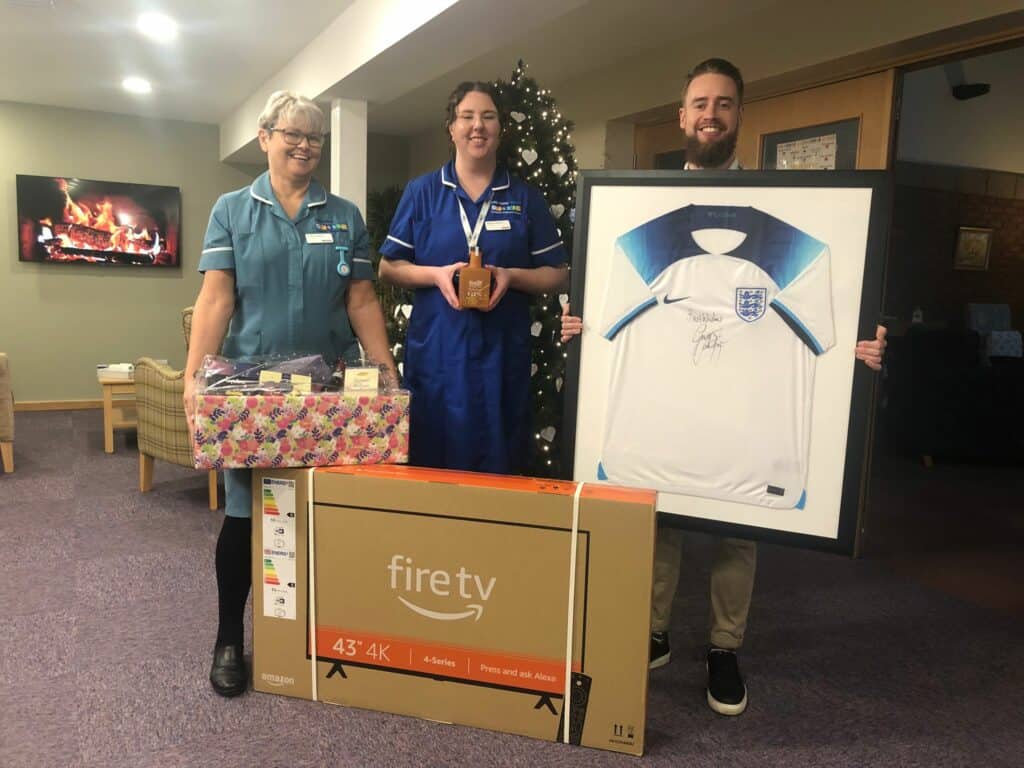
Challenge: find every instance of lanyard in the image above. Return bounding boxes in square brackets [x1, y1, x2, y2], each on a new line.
[456, 188, 495, 253]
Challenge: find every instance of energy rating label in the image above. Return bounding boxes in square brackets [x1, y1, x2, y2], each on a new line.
[262, 478, 297, 620]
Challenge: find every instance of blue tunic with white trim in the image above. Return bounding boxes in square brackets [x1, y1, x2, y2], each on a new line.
[198, 171, 374, 517]
[380, 161, 566, 474]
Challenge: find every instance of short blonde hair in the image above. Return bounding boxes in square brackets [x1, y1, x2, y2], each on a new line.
[257, 91, 325, 135]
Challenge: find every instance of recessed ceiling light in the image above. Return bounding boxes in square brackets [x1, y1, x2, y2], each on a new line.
[122, 77, 153, 95]
[137, 12, 178, 42]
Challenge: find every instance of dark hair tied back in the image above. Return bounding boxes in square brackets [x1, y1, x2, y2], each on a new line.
[444, 81, 505, 134]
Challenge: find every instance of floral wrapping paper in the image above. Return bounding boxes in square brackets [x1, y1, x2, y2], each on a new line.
[191, 391, 410, 469]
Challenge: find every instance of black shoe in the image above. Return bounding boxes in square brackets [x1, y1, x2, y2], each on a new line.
[209, 643, 247, 697]
[706, 647, 747, 715]
[649, 631, 671, 669]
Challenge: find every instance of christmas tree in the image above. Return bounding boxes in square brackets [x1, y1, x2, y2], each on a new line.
[494, 60, 578, 478]
[368, 60, 578, 478]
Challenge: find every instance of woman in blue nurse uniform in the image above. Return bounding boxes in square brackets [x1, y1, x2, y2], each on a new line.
[379, 81, 568, 474]
[184, 91, 397, 698]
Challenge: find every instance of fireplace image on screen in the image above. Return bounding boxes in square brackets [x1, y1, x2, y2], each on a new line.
[16, 174, 181, 267]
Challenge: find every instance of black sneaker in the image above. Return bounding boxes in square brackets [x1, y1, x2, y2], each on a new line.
[649, 631, 671, 669]
[706, 647, 747, 715]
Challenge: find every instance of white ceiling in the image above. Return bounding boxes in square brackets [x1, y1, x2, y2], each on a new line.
[0, 0, 355, 124]
[0, 0, 773, 134]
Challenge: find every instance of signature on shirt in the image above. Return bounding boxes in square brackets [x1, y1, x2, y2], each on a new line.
[692, 323, 726, 365]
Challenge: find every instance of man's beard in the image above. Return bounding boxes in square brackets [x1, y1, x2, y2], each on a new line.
[685, 127, 738, 169]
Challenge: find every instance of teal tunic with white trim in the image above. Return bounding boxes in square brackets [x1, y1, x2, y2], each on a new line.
[198, 171, 374, 517]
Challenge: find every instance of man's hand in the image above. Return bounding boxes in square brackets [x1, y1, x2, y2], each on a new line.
[434, 262, 466, 310]
[484, 266, 511, 311]
[855, 325, 887, 371]
[560, 302, 583, 344]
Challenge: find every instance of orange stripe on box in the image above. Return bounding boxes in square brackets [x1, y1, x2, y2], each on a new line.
[316, 465, 655, 504]
[314, 626, 578, 694]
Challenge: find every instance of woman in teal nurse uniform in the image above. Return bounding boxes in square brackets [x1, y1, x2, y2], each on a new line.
[379, 81, 568, 474]
[184, 91, 397, 698]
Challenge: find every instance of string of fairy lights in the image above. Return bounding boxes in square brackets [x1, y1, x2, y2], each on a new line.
[496, 60, 579, 476]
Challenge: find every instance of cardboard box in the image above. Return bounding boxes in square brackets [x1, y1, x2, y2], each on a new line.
[252, 466, 656, 755]
[191, 391, 409, 470]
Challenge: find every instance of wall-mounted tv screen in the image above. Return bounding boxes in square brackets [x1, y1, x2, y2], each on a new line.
[17, 174, 181, 267]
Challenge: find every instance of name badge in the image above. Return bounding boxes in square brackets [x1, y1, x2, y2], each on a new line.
[485, 220, 511, 231]
[305, 232, 334, 244]
[344, 366, 380, 393]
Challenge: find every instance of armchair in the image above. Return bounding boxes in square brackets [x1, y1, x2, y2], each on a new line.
[0, 353, 13, 473]
[135, 307, 218, 509]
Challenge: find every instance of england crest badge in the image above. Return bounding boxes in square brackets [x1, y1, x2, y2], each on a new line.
[736, 287, 767, 322]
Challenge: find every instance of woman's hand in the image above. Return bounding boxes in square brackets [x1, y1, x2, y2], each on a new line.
[560, 302, 583, 344]
[855, 325, 887, 371]
[484, 266, 511, 311]
[434, 262, 466, 310]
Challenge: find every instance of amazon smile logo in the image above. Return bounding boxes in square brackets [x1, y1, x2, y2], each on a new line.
[387, 554, 496, 622]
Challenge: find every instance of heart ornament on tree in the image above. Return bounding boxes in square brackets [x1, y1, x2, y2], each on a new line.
[550, 204, 565, 220]
[511, 111, 526, 123]
[551, 162, 568, 177]
[521, 148, 538, 165]
[540, 426, 556, 443]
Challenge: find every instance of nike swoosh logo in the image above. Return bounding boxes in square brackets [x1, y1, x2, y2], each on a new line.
[663, 295, 690, 304]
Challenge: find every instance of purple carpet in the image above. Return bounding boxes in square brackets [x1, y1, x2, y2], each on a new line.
[1, 410, 1020, 767]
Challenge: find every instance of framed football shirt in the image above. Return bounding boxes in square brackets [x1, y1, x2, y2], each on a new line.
[563, 171, 891, 554]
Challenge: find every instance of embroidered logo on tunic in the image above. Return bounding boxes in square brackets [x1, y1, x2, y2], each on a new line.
[735, 288, 767, 322]
[489, 202, 522, 215]
[316, 221, 349, 232]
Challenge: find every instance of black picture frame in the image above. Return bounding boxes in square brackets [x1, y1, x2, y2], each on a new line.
[561, 170, 891, 555]
[760, 117, 861, 170]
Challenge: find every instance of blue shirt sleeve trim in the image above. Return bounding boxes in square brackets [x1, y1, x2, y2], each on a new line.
[771, 299, 824, 354]
[604, 297, 658, 341]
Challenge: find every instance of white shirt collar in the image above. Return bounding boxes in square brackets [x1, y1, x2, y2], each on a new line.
[684, 157, 742, 171]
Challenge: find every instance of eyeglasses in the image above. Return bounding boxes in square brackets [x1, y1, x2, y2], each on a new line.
[270, 128, 325, 148]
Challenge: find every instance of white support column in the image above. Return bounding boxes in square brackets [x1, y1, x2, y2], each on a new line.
[330, 98, 368, 215]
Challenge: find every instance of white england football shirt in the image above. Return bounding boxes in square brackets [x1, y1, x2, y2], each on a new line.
[598, 205, 835, 509]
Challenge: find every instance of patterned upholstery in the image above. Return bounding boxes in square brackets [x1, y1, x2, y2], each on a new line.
[135, 358, 193, 468]
[135, 307, 217, 508]
[0, 353, 13, 473]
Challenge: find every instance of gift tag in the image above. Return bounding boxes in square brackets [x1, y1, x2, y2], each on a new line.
[344, 366, 380, 392]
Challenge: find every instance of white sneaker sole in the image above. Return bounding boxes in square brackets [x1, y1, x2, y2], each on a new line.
[707, 689, 747, 716]
[649, 651, 671, 670]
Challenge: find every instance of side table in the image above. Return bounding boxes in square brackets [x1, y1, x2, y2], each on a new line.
[98, 373, 137, 453]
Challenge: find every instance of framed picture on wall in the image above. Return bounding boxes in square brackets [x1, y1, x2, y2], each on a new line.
[760, 117, 860, 170]
[952, 226, 993, 271]
[562, 170, 891, 555]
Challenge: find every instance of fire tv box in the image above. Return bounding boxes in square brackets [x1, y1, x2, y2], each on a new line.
[251, 465, 656, 755]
